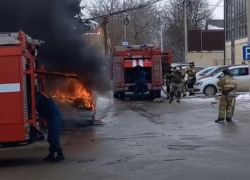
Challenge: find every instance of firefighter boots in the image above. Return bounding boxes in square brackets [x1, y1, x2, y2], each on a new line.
[43, 148, 55, 162]
[215, 118, 224, 123]
[53, 148, 65, 162]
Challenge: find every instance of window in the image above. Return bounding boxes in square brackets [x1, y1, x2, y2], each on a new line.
[238, 67, 249, 76]
[211, 67, 227, 76]
[230, 68, 240, 76]
[226, 0, 248, 41]
[230, 67, 249, 76]
[202, 69, 212, 74]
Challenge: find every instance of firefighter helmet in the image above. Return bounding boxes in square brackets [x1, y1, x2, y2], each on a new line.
[189, 60, 194, 67]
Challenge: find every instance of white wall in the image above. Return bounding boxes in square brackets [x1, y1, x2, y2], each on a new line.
[187, 52, 224, 67]
[225, 38, 248, 64]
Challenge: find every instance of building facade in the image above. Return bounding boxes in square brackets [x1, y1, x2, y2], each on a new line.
[187, 29, 225, 67]
[225, 0, 248, 64]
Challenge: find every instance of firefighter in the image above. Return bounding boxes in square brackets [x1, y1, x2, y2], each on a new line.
[36, 91, 65, 162]
[165, 66, 174, 98]
[179, 65, 187, 97]
[186, 61, 197, 96]
[215, 69, 237, 123]
[169, 68, 184, 103]
[133, 69, 147, 100]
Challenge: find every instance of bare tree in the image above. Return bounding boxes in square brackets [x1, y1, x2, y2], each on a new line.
[83, 0, 159, 49]
[162, 0, 212, 62]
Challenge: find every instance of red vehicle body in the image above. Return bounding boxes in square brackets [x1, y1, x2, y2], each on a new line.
[111, 45, 172, 99]
[0, 31, 78, 146]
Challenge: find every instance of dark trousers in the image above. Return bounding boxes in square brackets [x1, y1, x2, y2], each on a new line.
[47, 116, 61, 152]
[133, 82, 145, 99]
[188, 77, 196, 88]
[167, 86, 171, 94]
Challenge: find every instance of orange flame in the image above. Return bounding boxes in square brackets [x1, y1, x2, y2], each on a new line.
[52, 80, 95, 111]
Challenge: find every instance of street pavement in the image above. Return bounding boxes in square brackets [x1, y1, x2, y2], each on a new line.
[1, 93, 250, 180]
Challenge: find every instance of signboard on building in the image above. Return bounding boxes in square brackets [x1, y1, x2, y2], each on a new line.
[122, 42, 128, 46]
[243, 46, 250, 60]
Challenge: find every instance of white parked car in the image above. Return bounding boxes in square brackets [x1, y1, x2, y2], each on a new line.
[194, 65, 249, 96]
[196, 66, 218, 80]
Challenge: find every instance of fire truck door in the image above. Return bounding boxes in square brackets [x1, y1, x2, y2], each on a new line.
[152, 55, 162, 85]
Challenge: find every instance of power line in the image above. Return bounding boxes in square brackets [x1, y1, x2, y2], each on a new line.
[205, 0, 223, 16]
[105, 1, 222, 20]
[84, 0, 223, 21]
[82, 0, 163, 21]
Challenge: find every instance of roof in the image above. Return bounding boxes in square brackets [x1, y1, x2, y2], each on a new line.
[0, 36, 20, 45]
[206, 20, 224, 30]
[0, 32, 43, 46]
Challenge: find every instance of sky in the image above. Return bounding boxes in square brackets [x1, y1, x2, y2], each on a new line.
[210, 0, 224, 19]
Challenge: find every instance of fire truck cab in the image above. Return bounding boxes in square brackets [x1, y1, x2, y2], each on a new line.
[112, 44, 172, 99]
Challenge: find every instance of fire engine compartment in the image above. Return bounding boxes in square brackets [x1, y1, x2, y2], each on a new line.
[124, 66, 152, 84]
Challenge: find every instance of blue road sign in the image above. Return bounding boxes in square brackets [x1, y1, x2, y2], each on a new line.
[243, 46, 250, 60]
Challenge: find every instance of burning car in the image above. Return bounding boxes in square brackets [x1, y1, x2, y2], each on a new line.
[51, 79, 96, 129]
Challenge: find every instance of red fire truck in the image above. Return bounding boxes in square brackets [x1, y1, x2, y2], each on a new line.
[0, 31, 78, 147]
[111, 45, 172, 99]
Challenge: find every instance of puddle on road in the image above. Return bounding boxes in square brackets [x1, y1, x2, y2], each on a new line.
[167, 145, 204, 150]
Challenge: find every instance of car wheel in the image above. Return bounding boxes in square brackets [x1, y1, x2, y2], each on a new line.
[120, 92, 125, 99]
[204, 85, 216, 96]
[113, 91, 119, 99]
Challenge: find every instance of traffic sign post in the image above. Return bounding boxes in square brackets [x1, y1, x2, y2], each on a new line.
[243, 45, 250, 94]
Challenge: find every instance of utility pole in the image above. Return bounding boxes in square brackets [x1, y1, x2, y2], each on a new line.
[184, 0, 189, 62]
[123, 15, 130, 43]
[102, 17, 108, 56]
[246, 0, 250, 95]
[231, 29, 235, 65]
[247, 0, 250, 43]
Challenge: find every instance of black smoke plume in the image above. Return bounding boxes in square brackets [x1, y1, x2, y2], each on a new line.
[0, 0, 110, 91]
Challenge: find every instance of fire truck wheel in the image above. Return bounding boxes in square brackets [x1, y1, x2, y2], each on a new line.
[120, 92, 125, 99]
[113, 91, 119, 99]
[155, 91, 161, 98]
[150, 92, 155, 99]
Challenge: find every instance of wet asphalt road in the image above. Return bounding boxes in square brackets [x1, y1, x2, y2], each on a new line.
[1, 94, 250, 180]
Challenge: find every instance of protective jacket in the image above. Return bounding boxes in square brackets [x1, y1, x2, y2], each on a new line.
[171, 69, 183, 84]
[186, 66, 198, 77]
[217, 75, 236, 96]
[137, 71, 147, 83]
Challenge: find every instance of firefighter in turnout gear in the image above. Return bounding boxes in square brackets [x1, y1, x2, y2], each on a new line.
[169, 68, 184, 103]
[165, 66, 174, 98]
[186, 61, 197, 96]
[215, 69, 237, 123]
